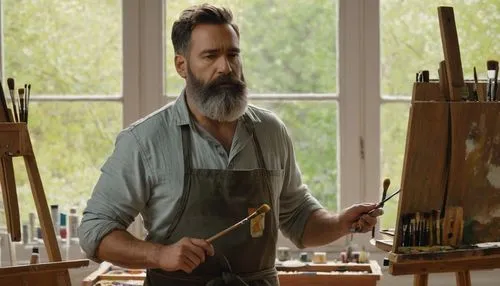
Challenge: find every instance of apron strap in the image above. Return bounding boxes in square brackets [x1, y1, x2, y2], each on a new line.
[241, 114, 267, 171]
[241, 114, 275, 220]
[163, 125, 193, 240]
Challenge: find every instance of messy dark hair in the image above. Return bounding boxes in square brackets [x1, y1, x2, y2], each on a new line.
[171, 4, 240, 55]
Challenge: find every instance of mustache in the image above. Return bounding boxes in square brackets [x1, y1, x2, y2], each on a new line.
[207, 74, 246, 89]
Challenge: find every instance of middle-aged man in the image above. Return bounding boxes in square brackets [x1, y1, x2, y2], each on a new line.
[79, 4, 383, 286]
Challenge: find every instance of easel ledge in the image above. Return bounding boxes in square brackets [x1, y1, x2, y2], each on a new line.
[377, 239, 500, 276]
[0, 259, 89, 276]
[0, 259, 89, 286]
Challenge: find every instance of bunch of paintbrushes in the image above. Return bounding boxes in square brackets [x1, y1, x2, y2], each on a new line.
[401, 210, 441, 247]
[0, 78, 31, 123]
[467, 60, 498, 102]
[486, 60, 499, 101]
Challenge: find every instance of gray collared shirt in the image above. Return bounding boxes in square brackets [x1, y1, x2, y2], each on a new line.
[79, 92, 323, 260]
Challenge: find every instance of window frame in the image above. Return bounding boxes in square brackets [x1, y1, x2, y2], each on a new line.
[0, 0, 389, 252]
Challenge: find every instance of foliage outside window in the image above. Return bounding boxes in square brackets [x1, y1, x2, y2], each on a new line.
[0, 0, 122, 226]
[166, 0, 339, 211]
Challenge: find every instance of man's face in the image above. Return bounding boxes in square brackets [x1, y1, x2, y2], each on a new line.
[184, 24, 247, 122]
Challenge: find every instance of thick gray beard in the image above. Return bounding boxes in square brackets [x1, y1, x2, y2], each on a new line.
[191, 88, 248, 122]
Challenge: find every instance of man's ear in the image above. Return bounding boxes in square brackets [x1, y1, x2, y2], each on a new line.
[175, 54, 187, 79]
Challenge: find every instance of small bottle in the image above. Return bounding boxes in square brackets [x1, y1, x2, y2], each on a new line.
[30, 247, 39, 264]
[59, 213, 67, 240]
[29, 212, 36, 243]
[359, 246, 370, 263]
[22, 224, 29, 245]
[50, 205, 60, 237]
[68, 207, 79, 243]
[36, 227, 43, 241]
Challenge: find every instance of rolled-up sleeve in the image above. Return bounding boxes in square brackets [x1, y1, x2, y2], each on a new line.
[278, 125, 324, 248]
[78, 130, 151, 261]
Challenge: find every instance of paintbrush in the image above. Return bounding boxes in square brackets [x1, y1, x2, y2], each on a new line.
[7, 78, 19, 122]
[24, 84, 27, 120]
[18, 88, 25, 122]
[206, 204, 271, 243]
[26, 84, 31, 123]
[354, 187, 400, 234]
[369, 188, 401, 214]
[0, 83, 10, 122]
[372, 179, 391, 238]
[472, 66, 479, 101]
[493, 63, 499, 101]
[487, 60, 499, 101]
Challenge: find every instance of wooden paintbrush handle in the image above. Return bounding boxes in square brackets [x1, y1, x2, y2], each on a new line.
[206, 211, 260, 243]
[206, 219, 249, 243]
[205, 205, 270, 243]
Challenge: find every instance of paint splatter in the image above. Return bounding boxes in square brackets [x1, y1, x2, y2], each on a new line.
[465, 121, 479, 159]
[465, 138, 476, 159]
[474, 208, 500, 224]
[486, 164, 500, 189]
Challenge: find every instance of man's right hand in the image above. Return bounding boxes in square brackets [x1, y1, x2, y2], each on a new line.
[156, 237, 215, 273]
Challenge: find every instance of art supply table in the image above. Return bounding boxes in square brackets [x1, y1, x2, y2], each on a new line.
[82, 260, 382, 286]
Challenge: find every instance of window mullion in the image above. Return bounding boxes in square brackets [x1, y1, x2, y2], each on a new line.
[338, 0, 365, 209]
[362, 0, 381, 205]
[0, 0, 4, 80]
[123, 0, 141, 127]
[123, 0, 166, 127]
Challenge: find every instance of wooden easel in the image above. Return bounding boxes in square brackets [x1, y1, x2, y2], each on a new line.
[0, 122, 88, 285]
[376, 6, 500, 286]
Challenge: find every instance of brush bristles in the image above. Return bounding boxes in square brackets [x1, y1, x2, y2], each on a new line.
[487, 60, 499, 71]
[256, 204, 271, 215]
[7, 78, 14, 90]
[383, 178, 391, 190]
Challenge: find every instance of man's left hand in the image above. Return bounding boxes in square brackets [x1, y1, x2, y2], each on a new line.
[338, 203, 384, 234]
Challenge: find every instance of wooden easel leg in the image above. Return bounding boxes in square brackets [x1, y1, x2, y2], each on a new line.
[24, 155, 62, 262]
[414, 274, 428, 286]
[0, 157, 21, 242]
[456, 271, 471, 286]
[24, 154, 73, 285]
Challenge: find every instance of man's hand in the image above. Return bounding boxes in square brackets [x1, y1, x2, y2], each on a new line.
[156, 237, 215, 273]
[338, 203, 384, 234]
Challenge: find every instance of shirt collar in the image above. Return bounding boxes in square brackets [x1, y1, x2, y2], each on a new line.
[171, 89, 262, 127]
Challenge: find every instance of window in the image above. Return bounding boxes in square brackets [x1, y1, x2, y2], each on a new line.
[6, 0, 496, 254]
[165, 0, 339, 212]
[380, 0, 500, 228]
[1, 0, 122, 224]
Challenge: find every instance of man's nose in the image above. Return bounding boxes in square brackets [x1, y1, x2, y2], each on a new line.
[216, 56, 232, 75]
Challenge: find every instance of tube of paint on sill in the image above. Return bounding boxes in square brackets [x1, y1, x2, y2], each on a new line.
[60, 213, 67, 240]
[22, 224, 29, 245]
[36, 227, 43, 241]
[29, 212, 36, 243]
[50, 205, 60, 237]
[68, 207, 79, 243]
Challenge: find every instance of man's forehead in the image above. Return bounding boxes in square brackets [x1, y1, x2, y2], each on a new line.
[190, 23, 239, 52]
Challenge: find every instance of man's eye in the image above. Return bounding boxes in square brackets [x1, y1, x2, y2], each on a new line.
[205, 54, 217, 59]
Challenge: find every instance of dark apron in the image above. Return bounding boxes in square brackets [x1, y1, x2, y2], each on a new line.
[145, 115, 279, 286]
